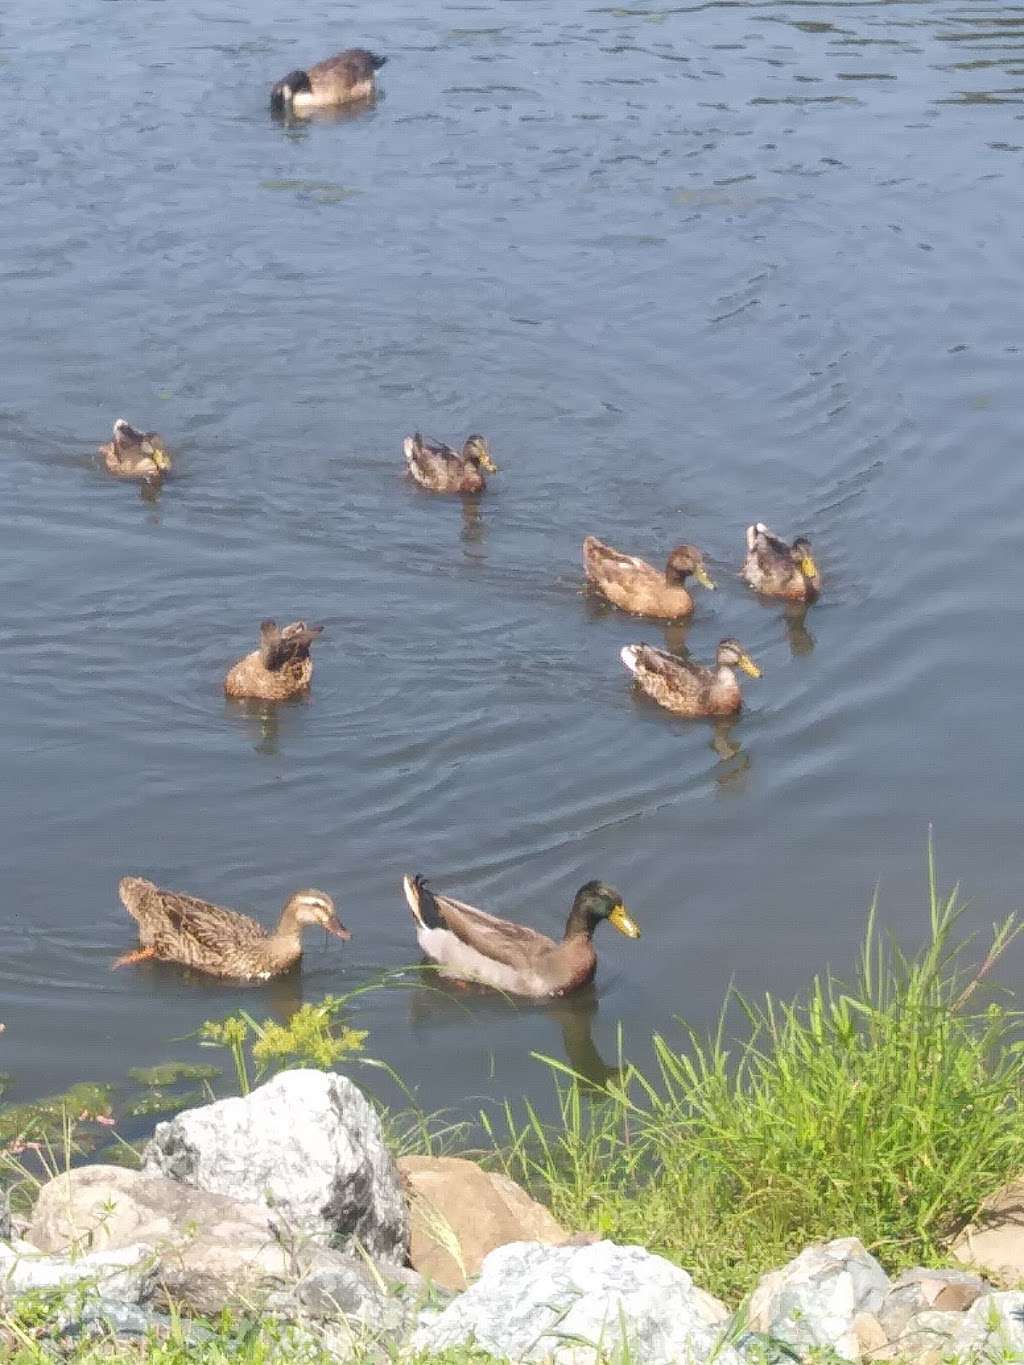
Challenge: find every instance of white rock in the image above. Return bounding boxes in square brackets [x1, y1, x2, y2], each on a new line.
[949, 1291, 1024, 1361]
[0, 1241, 155, 1305]
[411, 1239, 740, 1365]
[142, 1069, 408, 1264]
[747, 1237, 890, 1362]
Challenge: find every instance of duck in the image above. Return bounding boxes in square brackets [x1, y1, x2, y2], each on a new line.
[620, 637, 761, 717]
[99, 419, 172, 483]
[224, 619, 323, 701]
[583, 535, 715, 619]
[113, 877, 349, 980]
[403, 433, 497, 495]
[402, 875, 640, 999]
[741, 523, 820, 602]
[270, 50, 386, 114]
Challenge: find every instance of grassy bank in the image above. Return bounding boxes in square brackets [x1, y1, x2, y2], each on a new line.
[3, 855, 1024, 1360]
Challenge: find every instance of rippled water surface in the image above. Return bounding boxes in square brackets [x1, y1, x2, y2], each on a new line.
[3, 0, 1024, 1120]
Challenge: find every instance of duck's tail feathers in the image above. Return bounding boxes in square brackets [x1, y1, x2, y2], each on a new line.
[620, 645, 640, 675]
[403, 874, 443, 930]
[402, 433, 422, 467]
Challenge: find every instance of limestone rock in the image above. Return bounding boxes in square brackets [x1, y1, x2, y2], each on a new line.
[874, 1309, 964, 1364]
[878, 1265, 989, 1340]
[398, 1155, 568, 1290]
[411, 1239, 739, 1365]
[27, 1164, 419, 1323]
[142, 1070, 408, 1263]
[0, 1240, 155, 1306]
[747, 1236, 890, 1362]
[949, 1291, 1024, 1361]
[951, 1177, 1024, 1283]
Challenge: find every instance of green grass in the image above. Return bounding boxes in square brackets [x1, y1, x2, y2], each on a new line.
[488, 849, 1024, 1301]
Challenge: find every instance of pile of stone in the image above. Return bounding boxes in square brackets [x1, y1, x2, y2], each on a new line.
[3, 1068, 1024, 1363]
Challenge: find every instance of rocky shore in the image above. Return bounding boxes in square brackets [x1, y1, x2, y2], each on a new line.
[4, 1069, 1024, 1363]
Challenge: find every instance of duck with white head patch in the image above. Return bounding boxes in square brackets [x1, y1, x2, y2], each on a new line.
[741, 523, 820, 602]
[620, 637, 761, 717]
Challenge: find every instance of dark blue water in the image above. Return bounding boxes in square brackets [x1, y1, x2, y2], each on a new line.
[2, 0, 1023, 1122]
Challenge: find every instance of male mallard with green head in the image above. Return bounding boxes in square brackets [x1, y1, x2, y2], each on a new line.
[403, 433, 497, 495]
[620, 637, 761, 717]
[99, 419, 172, 483]
[583, 535, 715, 619]
[741, 523, 820, 602]
[114, 877, 349, 980]
[270, 49, 386, 115]
[224, 620, 323, 701]
[402, 875, 640, 998]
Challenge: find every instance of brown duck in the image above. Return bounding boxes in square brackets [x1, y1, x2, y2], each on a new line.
[99, 419, 172, 483]
[620, 637, 761, 717]
[224, 620, 323, 701]
[270, 50, 386, 115]
[741, 523, 820, 602]
[114, 877, 349, 980]
[583, 535, 715, 619]
[402, 875, 640, 999]
[403, 433, 497, 494]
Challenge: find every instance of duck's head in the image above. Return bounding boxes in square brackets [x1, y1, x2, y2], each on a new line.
[665, 544, 715, 591]
[270, 69, 312, 113]
[791, 537, 819, 584]
[717, 638, 761, 678]
[573, 881, 641, 939]
[463, 435, 497, 474]
[287, 889, 350, 940]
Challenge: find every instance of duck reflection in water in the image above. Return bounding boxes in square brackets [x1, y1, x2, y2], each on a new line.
[783, 605, 815, 657]
[406, 976, 622, 1092]
[460, 497, 487, 555]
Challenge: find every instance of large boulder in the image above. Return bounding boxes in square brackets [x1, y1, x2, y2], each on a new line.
[398, 1155, 568, 1290]
[951, 1177, 1024, 1283]
[949, 1291, 1024, 1361]
[411, 1239, 738, 1365]
[878, 1265, 989, 1342]
[27, 1164, 418, 1323]
[747, 1237, 890, 1362]
[142, 1070, 408, 1265]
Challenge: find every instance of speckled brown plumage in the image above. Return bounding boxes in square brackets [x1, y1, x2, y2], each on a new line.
[224, 620, 323, 701]
[582, 535, 715, 619]
[402, 876, 640, 999]
[620, 638, 761, 718]
[114, 877, 349, 980]
[741, 523, 820, 603]
[99, 419, 172, 483]
[403, 433, 497, 495]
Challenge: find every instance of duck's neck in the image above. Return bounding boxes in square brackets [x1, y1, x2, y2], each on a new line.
[271, 900, 304, 947]
[563, 904, 598, 943]
[713, 664, 741, 702]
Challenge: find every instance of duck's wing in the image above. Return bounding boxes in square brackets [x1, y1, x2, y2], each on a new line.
[404, 876, 556, 969]
[310, 50, 386, 85]
[404, 434, 463, 488]
[583, 536, 657, 585]
[264, 622, 323, 671]
[620, 643, 706, 702]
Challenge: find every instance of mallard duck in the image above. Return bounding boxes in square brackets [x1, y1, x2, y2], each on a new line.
[402, 875, 640, 998]
[741, 523, 820, 602]
[99, 419, 172, 483]
[270, 50, 386, 114]
[403, 433, 497, 495]
[620, 637, 761, 717]
[583, 535, 715, 619]
[224, 619, 323, 701]
[114, 877, 349, 980]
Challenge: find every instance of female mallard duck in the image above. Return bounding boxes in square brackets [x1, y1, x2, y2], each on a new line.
[741, 523, 820, 602]
[99, 419, 172, 483]
[403, 433, 497, 495]
[620, 637, 761, 717]
[583, 535, 715, 619]
[270, 50, 386, 114]
[114, 877, 349, 980]
[224, 619, 323, 701]
[402, 875, 640, 999]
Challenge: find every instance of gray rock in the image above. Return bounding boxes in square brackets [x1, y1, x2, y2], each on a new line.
[949, 1291, 1024, 1361]
[0, 1240, 156, 1306]
[142, 1070, 408, 1264]
[879, 1266, 989, 1340]
[54, 1297, 213, 1346]
[873, 1309, 963, 1363]
[747, 1237, 890, 1362]
[27, 1163, 419, 1322]
[411, 1239, 742, 1365]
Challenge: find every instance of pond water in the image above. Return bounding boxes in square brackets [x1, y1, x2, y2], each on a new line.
[2, 0, 1024, 1129]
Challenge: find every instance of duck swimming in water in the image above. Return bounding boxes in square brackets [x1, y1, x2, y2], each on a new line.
[224, 619, 323, 702]
[741, 523, 820, 603]
[620, 637, 761, 717]
[99, 419, 171, 483]
[582, 535, 715, 619]
[270, 50, 386, 114]
[403, 433, 497, 495]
